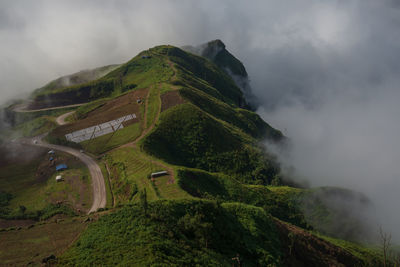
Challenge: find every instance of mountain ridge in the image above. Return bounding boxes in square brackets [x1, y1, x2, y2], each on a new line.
[0, 40, 384, 266]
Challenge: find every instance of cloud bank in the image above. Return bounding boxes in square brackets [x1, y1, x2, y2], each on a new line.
[1, 0, 400, 241]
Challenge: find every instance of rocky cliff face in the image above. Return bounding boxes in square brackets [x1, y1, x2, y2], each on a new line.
[182, 40, 259, 109]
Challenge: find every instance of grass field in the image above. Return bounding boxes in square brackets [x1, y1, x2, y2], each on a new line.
[16, 116, 57, 137]
[106, 146, 189, 205]
[0, 217, 88, 266]
[159, 82, 175, 95]
[81, 122, 142, 154]
[145, 85, 161, 128]
[0, 148, 92, 215]
[120, 52, 174, 90]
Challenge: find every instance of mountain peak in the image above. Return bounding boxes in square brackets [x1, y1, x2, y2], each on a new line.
[201, 39, 226, 59]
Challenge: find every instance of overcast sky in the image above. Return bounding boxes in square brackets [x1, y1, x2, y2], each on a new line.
[2, 0, 400, 241]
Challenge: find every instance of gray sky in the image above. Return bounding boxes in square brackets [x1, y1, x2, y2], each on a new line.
[2, 0, 400, 241]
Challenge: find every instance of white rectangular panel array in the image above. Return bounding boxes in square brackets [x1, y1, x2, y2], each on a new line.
[65, 113, 136, 143]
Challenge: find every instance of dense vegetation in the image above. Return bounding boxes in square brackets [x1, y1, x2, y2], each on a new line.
[32, 79, 115, 108]
[142, 103, 280, 184]
[179, 86, 282, 140]
[165, 46, 246, 107]
[0, 201, 76, 221]
[60, 200, 282, 266]
[33, 64, 120, 97]
[177, 168, 309, 229]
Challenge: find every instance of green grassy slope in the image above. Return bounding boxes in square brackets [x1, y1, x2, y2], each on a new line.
[179, 86, 282, 140]
[177, 168, 309, 228]
[142, 103, 280, 184]
[3, 41, 384, 265]
[31, 48, 173, 108]
[60, 200, 282, 266]
[33, 64, 120, 97]
[0, 148, 89, 220]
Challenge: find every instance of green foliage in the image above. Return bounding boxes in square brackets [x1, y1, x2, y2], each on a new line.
[16, 116, 57, 137]
[314, 233, 383, 266]
[0, 203, 75, 221]
[177, 168, 268, 203]
[146, 85, 160, 128]
[106, 148, 160, 203]
[143, 103, 280, 184]
[177, 169, 309, 229]
[33, 64, 120, 96]
[34, 79, 115, 108]
[264, 186, 310, 229]
[107, 51, 173, 91]
[173, 64, 227, 102]
[60, 200, 282, 266]
[179, 87, 283, 140]
[139, 189, 148, 215]
[38, 203, 76, 221]
[0, 191, 13, 218]
[143, 103, 240, 163]
[0, 191, 12, 207]
[164, 46, 245, 106]
[81, 122, 141, 154]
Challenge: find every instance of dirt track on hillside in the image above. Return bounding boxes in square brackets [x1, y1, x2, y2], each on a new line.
[56, 111, 75, 125]
[21, 134, 106, 214]
[13, 102, 86, 113]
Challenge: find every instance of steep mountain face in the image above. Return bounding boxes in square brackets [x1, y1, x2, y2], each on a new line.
[183, 39, 247, 77]
[182, 39, 259, 108]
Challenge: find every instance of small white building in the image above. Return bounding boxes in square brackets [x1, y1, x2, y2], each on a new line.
[151, 171, 168, 178]
[56, 175, 63, 182]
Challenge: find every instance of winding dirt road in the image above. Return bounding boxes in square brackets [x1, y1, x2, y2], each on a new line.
[17, 110, 107, 214]
[33, 138, 106, 213]
[13, 102, 86, 113]
[56, 111, 75, 125]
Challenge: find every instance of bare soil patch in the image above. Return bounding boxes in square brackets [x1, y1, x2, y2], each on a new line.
[0, 218, 87, 266]
[52, 88, 148, 136]
[0, 219, 36, 229]
[161, 90, 185, 112]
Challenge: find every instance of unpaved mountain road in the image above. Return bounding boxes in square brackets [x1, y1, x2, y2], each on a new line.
[17, 110, 107, 214]
[24, 135, 106, 214]
[56, 111, 75, 125]
[12, 102, 86, 113]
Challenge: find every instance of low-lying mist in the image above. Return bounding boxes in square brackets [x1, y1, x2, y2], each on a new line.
[1, 0, 400, 243]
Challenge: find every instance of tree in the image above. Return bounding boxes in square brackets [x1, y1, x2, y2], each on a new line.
[140, 189, 148, 216]
[379, 226, 392, 267]
[19, 205, 26, 214]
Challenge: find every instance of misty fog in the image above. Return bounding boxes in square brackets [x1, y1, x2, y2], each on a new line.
[1, 0, 400, 241]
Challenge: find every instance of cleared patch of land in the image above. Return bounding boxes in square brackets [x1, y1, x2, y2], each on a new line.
[161, 90, 185, 112]
[52, 88, 147, 136]
[0, 144, 92, 216]
[106, 146, 189, 205]
[0, 217, 88, 266]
